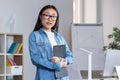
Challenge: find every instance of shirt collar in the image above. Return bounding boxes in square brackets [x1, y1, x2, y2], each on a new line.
[39, 28, 58, 36]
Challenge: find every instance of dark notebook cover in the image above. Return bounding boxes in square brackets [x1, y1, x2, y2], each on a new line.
[53, 45, 68, 79]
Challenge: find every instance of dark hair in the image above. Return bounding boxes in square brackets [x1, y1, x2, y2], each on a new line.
[33, 5, 59, 32]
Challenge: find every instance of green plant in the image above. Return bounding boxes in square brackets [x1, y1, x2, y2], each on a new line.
[103, 27, 120, 51]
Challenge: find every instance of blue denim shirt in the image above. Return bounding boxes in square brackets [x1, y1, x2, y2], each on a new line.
[29, 29, 73, 80]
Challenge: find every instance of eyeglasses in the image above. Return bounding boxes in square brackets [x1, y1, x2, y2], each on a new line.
[42, 14, 57, 21]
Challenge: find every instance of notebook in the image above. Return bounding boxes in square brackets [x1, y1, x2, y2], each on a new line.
[53, 45, 68, 79]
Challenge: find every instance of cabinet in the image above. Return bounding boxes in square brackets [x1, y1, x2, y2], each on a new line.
[0, 33, 23, 80]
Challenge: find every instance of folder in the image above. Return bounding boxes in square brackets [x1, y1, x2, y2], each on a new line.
[53, 45, 68, 79]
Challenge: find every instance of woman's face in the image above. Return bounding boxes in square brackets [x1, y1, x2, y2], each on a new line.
[40, 8, 57, 31]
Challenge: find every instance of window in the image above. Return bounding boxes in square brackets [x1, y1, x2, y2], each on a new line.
[73, 0, 102, 24]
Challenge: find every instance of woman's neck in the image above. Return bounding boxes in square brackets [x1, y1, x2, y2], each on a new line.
[42, 28, 51, 32]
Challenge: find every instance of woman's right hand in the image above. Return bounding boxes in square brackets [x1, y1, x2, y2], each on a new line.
[51, 57, 67, 68]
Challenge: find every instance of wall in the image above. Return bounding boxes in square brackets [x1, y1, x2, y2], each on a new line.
[103, 0, 120, 46]
[84, 0, 97, 23]
[1, 0, 120, 80]
[0, 0, 73, 80]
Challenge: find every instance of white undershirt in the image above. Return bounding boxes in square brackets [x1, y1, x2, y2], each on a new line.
[45, 31, 57, 49]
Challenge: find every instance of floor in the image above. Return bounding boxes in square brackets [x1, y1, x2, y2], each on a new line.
[80, 70, 119, 80]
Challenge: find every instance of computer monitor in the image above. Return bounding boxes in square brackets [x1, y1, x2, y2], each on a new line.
[103, 49, 120, 77]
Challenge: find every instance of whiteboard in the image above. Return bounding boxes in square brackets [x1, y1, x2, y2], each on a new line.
[68, 24, 105, 80]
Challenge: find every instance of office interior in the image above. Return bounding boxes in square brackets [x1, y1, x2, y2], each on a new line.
[0, 0, 120, 80]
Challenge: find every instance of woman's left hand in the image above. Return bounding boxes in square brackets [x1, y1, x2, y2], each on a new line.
[51, 56, 60, 63]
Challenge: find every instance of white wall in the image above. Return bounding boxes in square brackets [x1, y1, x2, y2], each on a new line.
[103, 0, 120, 46]
[84, 0, 97, 23]
[0, 0, 73, 80]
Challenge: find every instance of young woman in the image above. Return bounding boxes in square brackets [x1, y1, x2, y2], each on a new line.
[29, 5, 73, 80]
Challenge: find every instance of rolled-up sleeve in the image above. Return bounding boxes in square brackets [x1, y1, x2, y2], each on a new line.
[60, 35, 73, 65]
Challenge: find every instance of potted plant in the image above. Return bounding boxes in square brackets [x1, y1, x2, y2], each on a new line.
[103, 27, 120, 55]
[103, 27, 120, 77]
[103, 27, 120, 51]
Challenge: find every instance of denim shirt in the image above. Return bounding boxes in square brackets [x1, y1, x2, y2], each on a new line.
[29, 29, 73, 80]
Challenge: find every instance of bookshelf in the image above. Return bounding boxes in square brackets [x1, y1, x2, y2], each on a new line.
[0, 33, 23, 80]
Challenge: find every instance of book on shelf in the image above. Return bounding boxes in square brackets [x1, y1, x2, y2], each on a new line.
[14, 43, 20, 53]
[14, 56, 22, 65]
[16, 43, 23, 53]
[7, 42, 23, 54]
[53, 45, 68, 79]
[7, 42, 18, 54]
[7, 57, 14, 66]
[6, 58, 10, 66]
[6, 36, 14, 51]
[6, 57, 16, 66]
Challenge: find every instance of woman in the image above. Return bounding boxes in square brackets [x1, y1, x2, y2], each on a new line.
[29, 5, 73, 80]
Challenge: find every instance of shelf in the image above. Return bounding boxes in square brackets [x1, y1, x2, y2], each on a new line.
[0, 53, 23, 56]
[6, 74, 23, 76]
[0, 55, 5, 74]
[0, 74, 5, 76]
[6, 75, 23, 80]
[0, 53, 5, 55]
[0, 33, 23, 80]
